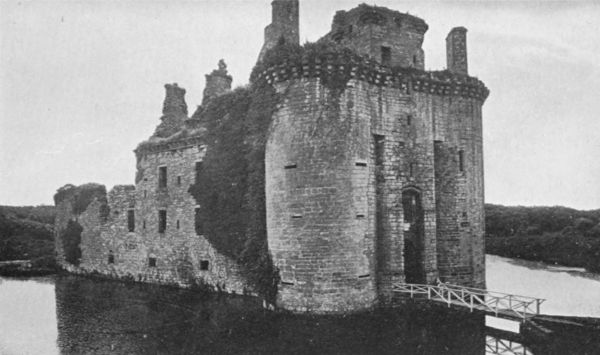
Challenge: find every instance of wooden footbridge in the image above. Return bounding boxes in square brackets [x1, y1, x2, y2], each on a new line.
[393, 280, 545, 322]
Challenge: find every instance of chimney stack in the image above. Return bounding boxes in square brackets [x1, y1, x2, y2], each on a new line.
[446, 27, 468, 75]
[202, 59, 232, 106]
[162, 83, 188, 116]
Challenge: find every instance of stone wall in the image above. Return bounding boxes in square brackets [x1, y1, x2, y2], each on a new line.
[258, 0, 299, 62]
[264, 52, 486, 311]
[326, 5, 428, 69]
[55, 144, 251, 294]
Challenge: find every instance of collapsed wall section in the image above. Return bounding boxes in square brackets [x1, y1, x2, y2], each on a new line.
[54, 143, 250, 293]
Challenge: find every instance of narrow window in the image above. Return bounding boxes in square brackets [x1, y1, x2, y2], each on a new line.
[127, 210, 135, 232]
[177, 176, 181, 186]
[176, 219, 180, 230]
[200, 260, 209, 270]
[413, 54, 418, 66]
[374, 135, 385, 184]
[381, 46, 391, 66]
[407, 114, 412, 126]
[143, 220, 146, 229]
[409, 162, 416, 177]
[143, 190, 147, 198]
[158, 166, 167, 188]
[458, 150, 465, 172]
[348, 25, 353, 34]
[284, 164, 297, 169]
[158, 210, 167, 233]
[108, 251, 114, 264]
[195, 207, 203, 235]
[149, 257, 157, 267]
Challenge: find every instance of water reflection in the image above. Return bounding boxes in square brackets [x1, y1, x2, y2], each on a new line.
[54, 275, 489, 354]
[3, 254, 600, 354]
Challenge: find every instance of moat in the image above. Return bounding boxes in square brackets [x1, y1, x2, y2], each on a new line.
[1, 255, 599, 354]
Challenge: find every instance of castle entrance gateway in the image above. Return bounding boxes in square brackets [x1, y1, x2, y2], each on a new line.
[402, 189, 425, 283]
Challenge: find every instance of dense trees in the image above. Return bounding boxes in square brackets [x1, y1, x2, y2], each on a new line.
[485, 204, 600, 272]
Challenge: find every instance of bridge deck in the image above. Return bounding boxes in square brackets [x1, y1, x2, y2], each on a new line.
[392, 281, 545, 322]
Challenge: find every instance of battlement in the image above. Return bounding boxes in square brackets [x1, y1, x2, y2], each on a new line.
[255, 53, 489, 101]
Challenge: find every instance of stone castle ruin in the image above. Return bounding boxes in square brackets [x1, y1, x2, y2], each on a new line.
[54, 1, 488, 313]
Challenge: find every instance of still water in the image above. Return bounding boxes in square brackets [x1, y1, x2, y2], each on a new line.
[1, 255, 599, 355]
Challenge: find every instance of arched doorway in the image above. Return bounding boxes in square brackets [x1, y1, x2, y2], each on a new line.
[402, 188, 425, 283]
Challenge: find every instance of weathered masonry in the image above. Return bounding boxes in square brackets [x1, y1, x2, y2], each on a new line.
[54, 0, 488, 314]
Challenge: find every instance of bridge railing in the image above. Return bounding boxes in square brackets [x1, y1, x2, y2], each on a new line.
[392, 281, 545, 321]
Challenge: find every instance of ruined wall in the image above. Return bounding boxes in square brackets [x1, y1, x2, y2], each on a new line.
[54, 144, 250, 294]
[258, 0, 299, 62]
[326, 5, 428, 69]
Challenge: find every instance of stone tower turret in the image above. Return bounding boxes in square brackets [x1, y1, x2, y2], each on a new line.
[155, 83, 188, 138]
[163, 83, 187, 116]
[258, 0, 299, 62]
[202, 59, 232, 106]
[446, 27, 468, 74]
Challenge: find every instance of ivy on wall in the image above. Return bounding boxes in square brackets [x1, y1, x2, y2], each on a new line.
[54, 183, 109, 266]
[189, 41, 380, 302]
[62, 219, 83, 266]
[188, 82, 280, 302]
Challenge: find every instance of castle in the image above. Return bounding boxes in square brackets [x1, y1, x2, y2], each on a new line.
[54, 1, 488, 313]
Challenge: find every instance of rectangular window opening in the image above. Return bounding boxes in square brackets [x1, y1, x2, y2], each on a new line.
[381, 46, 391, 66]
[200, 260, 209, 271]
[127, 210, 135, 232]
[358, 274, 370, 279]
[281, 281, 294, 286]
[158, 210, 167, 233]
[149, 257, 157, 267]
[458, 150, 465, 172]
[284, 164, 297, 169]
[158, 166, 167, 188]
[143, 220, 146, 230]
[407, 114, 412, 126]
[356, 214, 366, 218]
[176, 219, 180, 230]
[177, 176, 182, 186]
[108, 254, 114, 264]
[355, 162, 367, 167]
[409, 162, 416, 177]
[291, 214, 303, 219]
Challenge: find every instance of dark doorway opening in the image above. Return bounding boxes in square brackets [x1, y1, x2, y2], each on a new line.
[402, 189, 425, 283]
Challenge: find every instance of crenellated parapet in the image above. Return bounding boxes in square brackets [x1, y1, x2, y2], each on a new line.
[254, 55, 489, 101]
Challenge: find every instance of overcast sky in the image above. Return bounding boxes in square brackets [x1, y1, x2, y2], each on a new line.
[1, 0, 599, 209]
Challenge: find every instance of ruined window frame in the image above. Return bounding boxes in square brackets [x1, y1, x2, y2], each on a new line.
[158, 166, 167, 188]
[381, 46, 391, 66]
[127, 209, 135, 232]
[200, 260, 209, 271]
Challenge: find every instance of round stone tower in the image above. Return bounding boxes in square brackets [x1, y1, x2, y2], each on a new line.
[263, 4, 488, 313]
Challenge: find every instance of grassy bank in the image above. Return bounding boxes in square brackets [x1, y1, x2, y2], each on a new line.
[0, 205, 57, 276]
[485, 204, 600, 272]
